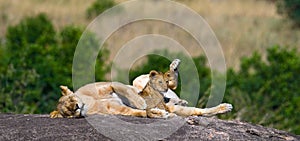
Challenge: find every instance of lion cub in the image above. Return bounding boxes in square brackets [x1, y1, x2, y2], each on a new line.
[139, 70, 174, 118]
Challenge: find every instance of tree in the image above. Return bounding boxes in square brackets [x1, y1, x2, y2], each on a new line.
[86, 0, 115, 19]
[0, 14, 110, 114]
[224, 46, 300, 134]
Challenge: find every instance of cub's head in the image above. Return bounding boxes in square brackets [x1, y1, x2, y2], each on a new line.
[50, 86, 86, 118]
[165, 59, 180, 90]
[164, 70, 178, 90]
[148, 70, 169, 93]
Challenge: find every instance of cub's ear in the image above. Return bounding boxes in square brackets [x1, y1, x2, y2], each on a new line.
[149, 70, 159, 78]
[60, 85, 73, 96]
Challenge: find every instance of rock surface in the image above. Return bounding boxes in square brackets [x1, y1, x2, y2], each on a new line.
[0, 114, 299, 141]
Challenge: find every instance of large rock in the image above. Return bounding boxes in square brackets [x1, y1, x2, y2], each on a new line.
[0, 114, 299, 141]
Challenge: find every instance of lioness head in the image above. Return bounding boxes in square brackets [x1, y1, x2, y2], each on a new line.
[148, 70, 169, 93]
[50, 86, 86, 118]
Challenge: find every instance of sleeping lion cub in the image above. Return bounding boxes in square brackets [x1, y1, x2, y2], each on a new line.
[50, 60, 232, 118]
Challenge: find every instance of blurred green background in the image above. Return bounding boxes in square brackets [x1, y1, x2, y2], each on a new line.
[0, 0, 299, 134]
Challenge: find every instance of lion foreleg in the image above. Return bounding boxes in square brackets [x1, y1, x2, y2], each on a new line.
[50, 110, 63, 118]
[107, 103, 147, 117]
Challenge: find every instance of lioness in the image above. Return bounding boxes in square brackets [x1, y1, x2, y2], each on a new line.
[49, 70, 175, 118]
[50, 60, 232, 118]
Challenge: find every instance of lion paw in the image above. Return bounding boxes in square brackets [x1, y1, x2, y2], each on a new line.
[217, 103, 233, 114]
[149, 108, 175, 118]
[173, 99, 188, 106]
[169, 59, 181, 72]
[50, 110, 62, 118]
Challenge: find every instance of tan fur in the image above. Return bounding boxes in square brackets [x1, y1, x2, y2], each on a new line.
[138, 70, 232, 118]
[49, 70, 171, 118]
[50, 71, 232, 119]
[139, 71, 167, 108]
[50, 59, 232, 119]
[166, 103, 232, 117]
[50, 82, 147, 118]
[165, 58, 180, 90]
[139, 70, 170, 118]
[50, 86, 84, 118]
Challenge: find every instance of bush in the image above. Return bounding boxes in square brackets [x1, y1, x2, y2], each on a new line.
[1, 14, 58, 113]
[276, 0, 300, 27]
[6, 13, 56, 49]
[224, 46, 300, 134]
[86, 0, 115, 19]
[0, 14, 109, 114]
[129, 46, 300, 134]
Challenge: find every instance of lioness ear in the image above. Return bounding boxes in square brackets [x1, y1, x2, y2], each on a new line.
[149, 70, 158, 78]
[60, 85, 73, 96]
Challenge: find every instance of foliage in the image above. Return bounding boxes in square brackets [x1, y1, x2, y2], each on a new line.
[1, 13, 58, 113]
[0, 14, 109, 114]
[86, 0, 115, 19]
[276, 0, 300, 27]
[224, 46, 300, 134]
[129, 46, 300, 134]
[6, 13, 56, 49]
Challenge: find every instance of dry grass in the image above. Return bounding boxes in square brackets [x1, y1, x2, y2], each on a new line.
[0, 0, 94, 35]
[0, 0, 299, 69]
[175, 0, 299, 68]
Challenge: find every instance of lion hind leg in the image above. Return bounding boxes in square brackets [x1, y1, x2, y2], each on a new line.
[195, 103, 233, 116]
[111, 82, 147, 110]
[167, 103, 233, 117]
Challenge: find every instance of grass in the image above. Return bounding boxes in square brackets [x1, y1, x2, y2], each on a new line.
[0, 0, 94, 35]
[180, 0, 300, 68]
[0, 0, 299, 69]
